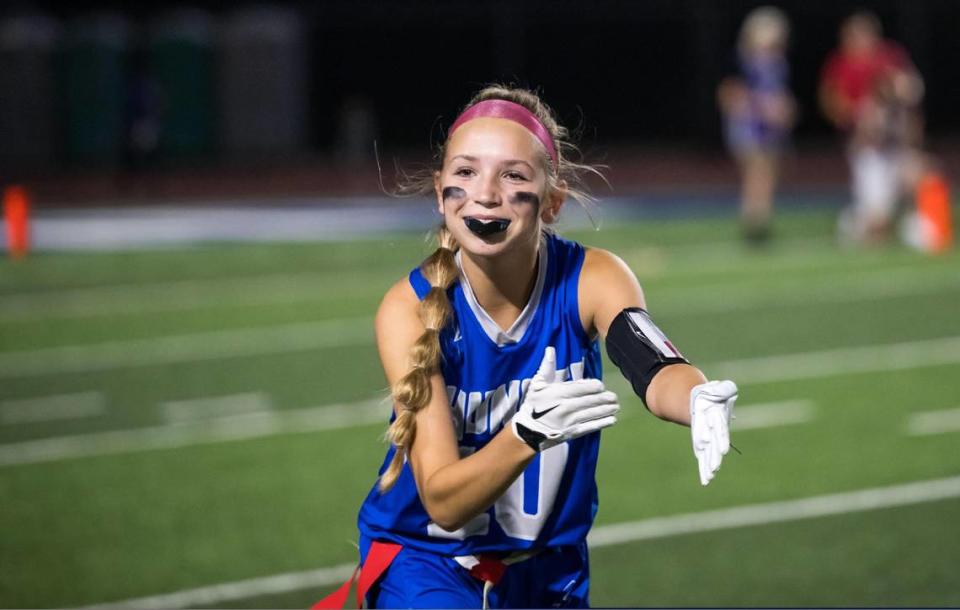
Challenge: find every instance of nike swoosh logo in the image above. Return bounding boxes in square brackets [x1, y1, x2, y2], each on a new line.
[532, 403, 561, 420]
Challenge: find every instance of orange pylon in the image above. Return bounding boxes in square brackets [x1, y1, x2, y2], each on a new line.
[916, 172, 953, 253]
[3, 185, 31, 259]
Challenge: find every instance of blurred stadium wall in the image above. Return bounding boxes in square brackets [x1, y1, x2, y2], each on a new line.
[1, 0, 959, 204]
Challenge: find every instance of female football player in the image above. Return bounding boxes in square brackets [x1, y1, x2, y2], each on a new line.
[318, 85, 738, 609]
[717, 6, 795, 243]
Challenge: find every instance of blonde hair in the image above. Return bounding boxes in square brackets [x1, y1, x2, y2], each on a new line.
[379, 85, 601, 491]
[395, 84, 603, 208]
[739, 6, 790, 54]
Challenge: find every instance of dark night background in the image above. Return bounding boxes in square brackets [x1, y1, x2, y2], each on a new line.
[3, 0, 960, 182]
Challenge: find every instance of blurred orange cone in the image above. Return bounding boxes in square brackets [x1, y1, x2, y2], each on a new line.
[915, 172, 953, 253]
[4, 185, 31, 259]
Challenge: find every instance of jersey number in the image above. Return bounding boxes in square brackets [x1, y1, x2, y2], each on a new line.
[427, 444, 569, 541]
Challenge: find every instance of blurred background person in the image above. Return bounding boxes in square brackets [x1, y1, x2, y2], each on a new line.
[717, 6, 795, 245]
[819, 10, 925, 246]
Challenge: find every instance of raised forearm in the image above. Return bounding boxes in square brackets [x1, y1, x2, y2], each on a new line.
[645, 363, 707, 425]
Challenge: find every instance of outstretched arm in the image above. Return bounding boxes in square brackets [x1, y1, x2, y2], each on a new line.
[579, 248, 705, 422]
[578, 248, 738, 485]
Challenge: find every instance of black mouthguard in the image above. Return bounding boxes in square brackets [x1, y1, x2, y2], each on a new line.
[465, 217, 511, 237]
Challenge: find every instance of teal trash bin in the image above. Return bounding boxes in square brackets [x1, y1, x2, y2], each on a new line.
[60, 12, 130, 167]
[148, 9, 215, 162]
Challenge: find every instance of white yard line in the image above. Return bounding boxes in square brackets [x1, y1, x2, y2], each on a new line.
[906, 407, 960, 436]
[0, 398, 387, 467]
[0, 317, 373, 379]
[713, 335, 960, 385]
[74, 475, 960, 610]
[0, 272, 390, 322]
[73, 563, 360, 610]
[0, 391, 106, 425]
[161, 393, 272, 424]
[3, 307, 959, 381]
[3, 257, 953, 324]
[4, 335, 959, 466]
[586, 475, 960, 547]
[0, 397, 813, 466]
[732, 400, 815, 431]
[654, 266, 960, 316]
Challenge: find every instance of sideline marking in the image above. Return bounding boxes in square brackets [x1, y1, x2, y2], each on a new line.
[2, 319, 959, 383]
[656, 266, 960, 316]
[732, 399, 815, 430]
[0, 392, 106, 425]
[0, 398, 387, 467]
[0, 318, 374, 379]
[713, 335, 960, 385]
[906, 407, 960, 436]
[2, 260, 954, 323]
[5, 334, 960, 465]
[73, 476, 960, 610]
[0, 272, 391, 322]
[587, 475, 960, 547]
[161, 393, 272, 424]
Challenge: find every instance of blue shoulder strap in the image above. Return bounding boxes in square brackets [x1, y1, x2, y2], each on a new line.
[408, 267, 431, 301]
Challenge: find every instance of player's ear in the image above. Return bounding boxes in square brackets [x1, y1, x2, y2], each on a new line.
[434, 171, 444, 214]
[540, 180, 567, 224]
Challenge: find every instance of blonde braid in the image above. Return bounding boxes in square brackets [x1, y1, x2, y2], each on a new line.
[379, 226, 459, 491]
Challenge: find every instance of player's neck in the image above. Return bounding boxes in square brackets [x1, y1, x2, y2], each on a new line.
[460, 238, 540, 324]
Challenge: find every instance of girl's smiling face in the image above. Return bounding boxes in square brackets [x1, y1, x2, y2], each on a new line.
[435, 117, 562, 257]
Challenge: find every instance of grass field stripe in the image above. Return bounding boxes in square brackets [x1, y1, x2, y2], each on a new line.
[620, 237, 845, 275]
[0, 391, 106, 425]
[5, 258, 953, 324]
[712, 335, 960, 384]
[0, 272, 394, 322]
[655, 267, 960, 316]
[622, 242, 937, 281]
[161, 392, 272, 424]
[75, 563, 359, 610]
[0, 318, 373, 379]
[587, 476, 960, 548]
[1, 235, 821, 303]
[731, 399, 815, 430]
[73, 476, 960, 610]
[0, 398, 810, 466]
[0, 398, 387, 467]
[5, 327, 958, 386]
[906, 407, 960, 436]
[3, 334, 958, 465]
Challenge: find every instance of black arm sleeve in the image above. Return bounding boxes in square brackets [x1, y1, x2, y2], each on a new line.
[605, 307, 689, 407]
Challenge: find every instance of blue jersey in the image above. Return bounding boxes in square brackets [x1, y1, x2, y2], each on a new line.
[725, 50, 791, 153]
[358, 233, 603, 557]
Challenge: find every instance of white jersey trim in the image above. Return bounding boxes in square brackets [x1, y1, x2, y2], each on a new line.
[456, 241, 549, 347]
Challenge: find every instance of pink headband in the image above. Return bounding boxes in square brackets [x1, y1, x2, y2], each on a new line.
[448, 99, 558, 170]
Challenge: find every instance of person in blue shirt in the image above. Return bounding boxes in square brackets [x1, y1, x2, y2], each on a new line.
[717, 6, 795, 244]
[318, 85, 739, 609]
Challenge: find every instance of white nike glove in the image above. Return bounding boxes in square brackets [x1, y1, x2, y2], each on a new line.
[511, 346, 620, 452]
[690, 379, 738, 486]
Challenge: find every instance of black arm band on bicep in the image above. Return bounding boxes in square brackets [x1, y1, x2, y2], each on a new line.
[605, 307, 689, 407]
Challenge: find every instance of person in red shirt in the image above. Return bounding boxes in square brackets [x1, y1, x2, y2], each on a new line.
[819, 11, 925, 244]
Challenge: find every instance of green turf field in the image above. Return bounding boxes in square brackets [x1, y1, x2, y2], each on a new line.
[1, 209, 959, 608]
